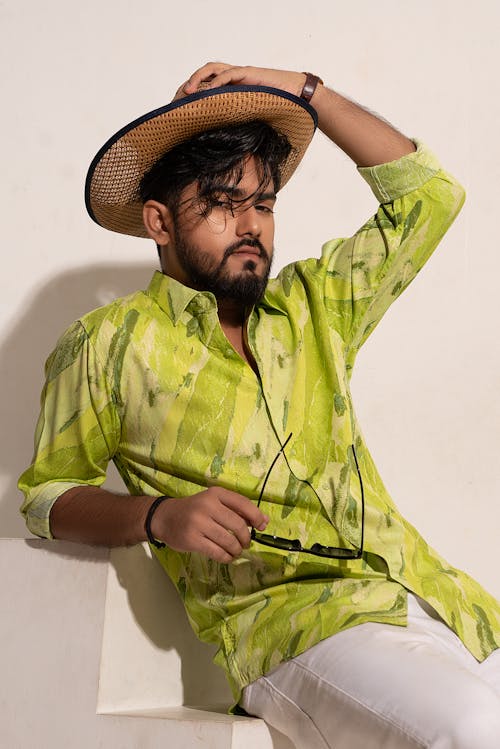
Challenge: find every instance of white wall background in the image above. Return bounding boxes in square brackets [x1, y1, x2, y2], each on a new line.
[1, 0, 498, 598]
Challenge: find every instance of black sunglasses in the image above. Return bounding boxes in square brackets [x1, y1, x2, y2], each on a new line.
[251, 434, 364, 559]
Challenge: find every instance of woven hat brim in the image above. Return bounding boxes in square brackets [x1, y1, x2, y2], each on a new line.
[85, 85, 318, 238]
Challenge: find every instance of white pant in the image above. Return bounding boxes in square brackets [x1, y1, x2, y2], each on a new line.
[241, 594, 500, 749]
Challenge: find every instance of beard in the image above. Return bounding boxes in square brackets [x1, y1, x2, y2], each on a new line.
[174, 226, 273, 307]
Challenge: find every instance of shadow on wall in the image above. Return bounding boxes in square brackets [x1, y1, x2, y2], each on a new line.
[109, 543, 233, 708]
[21, 538, 232, 709]
[1, 262, 155, 537]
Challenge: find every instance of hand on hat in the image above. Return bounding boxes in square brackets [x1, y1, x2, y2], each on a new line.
[174, 62, 306, 101]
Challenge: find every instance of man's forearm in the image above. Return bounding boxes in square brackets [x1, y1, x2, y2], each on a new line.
[50, 486, 153, 547]
[49, 484, 269, 561]
[310, 82, 415, 167]
[180, 63, 415, 167]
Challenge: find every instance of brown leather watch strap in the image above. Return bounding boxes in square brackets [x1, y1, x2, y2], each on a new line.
[301, 72, 323, 102]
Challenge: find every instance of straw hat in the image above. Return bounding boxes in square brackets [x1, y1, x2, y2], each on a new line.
[85, 85, 318, 238]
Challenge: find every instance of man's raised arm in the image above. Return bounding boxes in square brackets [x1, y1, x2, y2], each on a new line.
[180, 62, 416, 166]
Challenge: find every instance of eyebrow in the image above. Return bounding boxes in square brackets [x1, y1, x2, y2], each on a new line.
[209, 184, 277, 202]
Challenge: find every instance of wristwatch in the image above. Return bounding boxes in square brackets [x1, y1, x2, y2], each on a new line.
[301, 72, 323, 102]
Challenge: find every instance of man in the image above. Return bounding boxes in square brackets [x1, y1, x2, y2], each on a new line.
[19, 63, 500, 747]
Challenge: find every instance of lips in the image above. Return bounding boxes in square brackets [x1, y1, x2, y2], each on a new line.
[220, 239, 269, 269]
[232, 246, 261, 257]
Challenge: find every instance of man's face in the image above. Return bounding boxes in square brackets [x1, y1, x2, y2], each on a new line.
[167, 156, 276, 306]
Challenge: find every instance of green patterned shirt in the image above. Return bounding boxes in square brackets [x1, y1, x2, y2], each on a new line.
[19, 143, 500, 702]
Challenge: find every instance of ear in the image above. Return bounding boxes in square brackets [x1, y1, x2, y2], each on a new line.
[142, 200, 173, 245]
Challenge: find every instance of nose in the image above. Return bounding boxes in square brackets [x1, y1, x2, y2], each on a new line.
[235, 205, 261, 237]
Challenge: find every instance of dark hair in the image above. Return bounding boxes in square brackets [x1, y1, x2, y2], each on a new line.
[139, 120, 292, 218]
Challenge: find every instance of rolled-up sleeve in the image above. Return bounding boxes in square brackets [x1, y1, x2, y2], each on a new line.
[320, 142, 466, 367]
[18, 320, 121, 538]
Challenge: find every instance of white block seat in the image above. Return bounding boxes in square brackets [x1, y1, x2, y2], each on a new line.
[0, 538, 294, 749]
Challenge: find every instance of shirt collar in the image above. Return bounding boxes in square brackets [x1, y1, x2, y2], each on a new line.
[145, 269, 287, 324]
[146, 270, 217, 324]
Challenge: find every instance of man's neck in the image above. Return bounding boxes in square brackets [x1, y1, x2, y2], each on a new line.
[217, 298, 257, 372]
[217, 298, 247, 329]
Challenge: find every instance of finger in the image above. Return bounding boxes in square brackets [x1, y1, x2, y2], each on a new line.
[173, 81, 190, 100]
[205, 520, 244, 557]
[211, 505, 252, 548]
[183, 61, 233, 94]
[199, 67, 248, 90]
[197, 536, 235, 564]
[216, 488, 269, 530]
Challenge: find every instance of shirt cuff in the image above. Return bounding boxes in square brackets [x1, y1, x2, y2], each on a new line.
[20, 481, 92, 540]
[357, 140, 442, 203]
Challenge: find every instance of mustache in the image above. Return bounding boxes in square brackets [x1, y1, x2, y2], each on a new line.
[221, 238, 269, 265]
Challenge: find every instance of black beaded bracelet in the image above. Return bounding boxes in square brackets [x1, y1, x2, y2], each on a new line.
[145, 496, 169, 548]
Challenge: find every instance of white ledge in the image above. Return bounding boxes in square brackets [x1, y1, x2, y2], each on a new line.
[0, 538, 294, 748]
